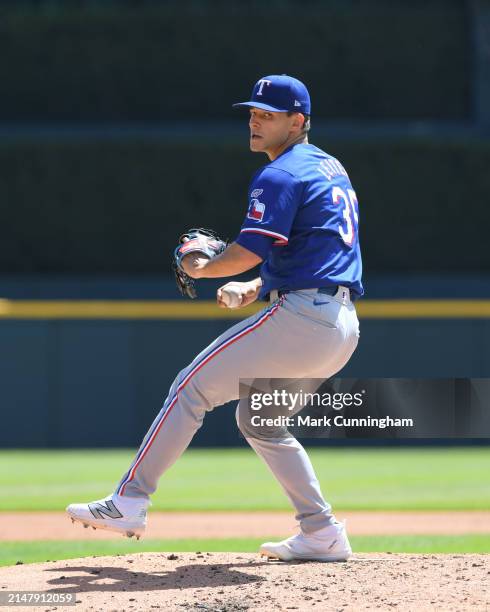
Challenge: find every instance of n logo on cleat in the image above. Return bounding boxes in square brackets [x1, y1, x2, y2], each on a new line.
[88, 500, 123, 520]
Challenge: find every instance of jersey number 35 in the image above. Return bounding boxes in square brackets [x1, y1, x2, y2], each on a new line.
[332, 186, 359, 247]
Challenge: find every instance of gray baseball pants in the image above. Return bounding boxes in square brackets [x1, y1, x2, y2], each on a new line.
[116, 288, 359, 533]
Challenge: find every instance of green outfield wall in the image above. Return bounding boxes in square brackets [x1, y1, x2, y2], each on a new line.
[0, 314, 489, 448]
[2, 137, 489, 274]
[0, 2, 469, 121]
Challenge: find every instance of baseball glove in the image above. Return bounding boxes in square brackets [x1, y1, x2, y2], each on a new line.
[173, 228, 227, 299]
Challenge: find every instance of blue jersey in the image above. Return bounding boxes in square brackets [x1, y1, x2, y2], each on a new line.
[235, 143, 364, 300]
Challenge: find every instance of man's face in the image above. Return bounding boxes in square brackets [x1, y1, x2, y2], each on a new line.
[248, 108, 299, 155]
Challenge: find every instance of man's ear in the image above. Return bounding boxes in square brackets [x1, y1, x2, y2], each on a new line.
[291, 112, 305, 132]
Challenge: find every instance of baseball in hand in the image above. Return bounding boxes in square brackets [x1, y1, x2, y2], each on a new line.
[220, 286, 242, 309]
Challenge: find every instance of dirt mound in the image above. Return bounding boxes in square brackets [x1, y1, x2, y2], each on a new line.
[0, 552, 488, 611]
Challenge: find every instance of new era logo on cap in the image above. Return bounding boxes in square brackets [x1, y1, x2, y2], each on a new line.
[233, 74, 311, 115]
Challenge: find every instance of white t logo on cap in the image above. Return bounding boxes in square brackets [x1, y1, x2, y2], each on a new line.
[256, 79, 271, 96]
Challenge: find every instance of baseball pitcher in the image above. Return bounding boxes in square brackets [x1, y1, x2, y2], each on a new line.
[67, 74, 363, 562]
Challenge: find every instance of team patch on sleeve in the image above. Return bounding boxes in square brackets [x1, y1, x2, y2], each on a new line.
[247, 198, 266, 222]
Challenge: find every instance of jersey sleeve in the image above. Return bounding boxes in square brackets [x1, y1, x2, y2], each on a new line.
[235, 168, 302, 259]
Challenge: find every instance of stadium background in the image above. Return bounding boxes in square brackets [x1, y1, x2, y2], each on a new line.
[1, 0, 489, 449]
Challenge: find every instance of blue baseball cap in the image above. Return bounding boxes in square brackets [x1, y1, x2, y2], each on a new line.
[233, 74, 311, 115]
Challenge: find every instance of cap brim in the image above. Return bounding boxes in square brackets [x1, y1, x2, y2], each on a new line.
[232, 101, 288, 112]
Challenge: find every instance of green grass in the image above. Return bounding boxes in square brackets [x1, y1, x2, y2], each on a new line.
[0, 447, 489, 511]
[1, 535, 488, 567]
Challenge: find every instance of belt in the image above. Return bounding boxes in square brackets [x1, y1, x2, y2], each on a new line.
[269, 286, 353, 303]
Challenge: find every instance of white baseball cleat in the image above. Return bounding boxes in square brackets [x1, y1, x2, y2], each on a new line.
[66, 494, 150, 540]
[259, 521, 352, 562]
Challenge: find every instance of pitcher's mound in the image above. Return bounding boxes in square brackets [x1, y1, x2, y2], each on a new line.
[0, 552, 487, 611]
